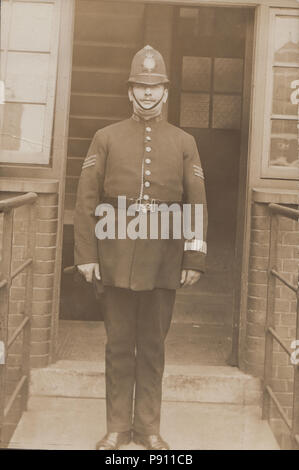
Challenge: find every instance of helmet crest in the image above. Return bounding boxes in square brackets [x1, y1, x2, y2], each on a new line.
[128, 45, 169, 86]
[143, 46, 156, 72]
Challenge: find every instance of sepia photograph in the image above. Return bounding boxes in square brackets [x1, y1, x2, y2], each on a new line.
[0, 0, 298, 454]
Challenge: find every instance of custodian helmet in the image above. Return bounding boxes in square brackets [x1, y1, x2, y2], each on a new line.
[128, 45, 169, 86]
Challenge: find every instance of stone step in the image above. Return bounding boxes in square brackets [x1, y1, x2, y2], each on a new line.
[8, 396, 279, 450]
[30, 361, 262, 406]
[56, 321, 233, 364]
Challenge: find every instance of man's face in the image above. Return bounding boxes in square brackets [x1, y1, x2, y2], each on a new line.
[129, 83, 168, 109]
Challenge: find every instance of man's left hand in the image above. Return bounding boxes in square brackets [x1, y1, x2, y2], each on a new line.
[180, 269, 201, 287]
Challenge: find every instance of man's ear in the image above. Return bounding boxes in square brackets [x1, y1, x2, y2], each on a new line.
[162, 87, 169, 103]
[128, 86, 133, 102]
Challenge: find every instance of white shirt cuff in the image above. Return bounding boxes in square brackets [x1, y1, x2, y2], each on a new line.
[184, 239, 207, 254]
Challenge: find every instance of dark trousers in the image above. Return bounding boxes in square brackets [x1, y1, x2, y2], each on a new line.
[102, 286, 176, 435]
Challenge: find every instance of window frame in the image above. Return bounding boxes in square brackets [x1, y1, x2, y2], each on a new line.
[261, 7, 299, 179]
[0, 0, 61, 166]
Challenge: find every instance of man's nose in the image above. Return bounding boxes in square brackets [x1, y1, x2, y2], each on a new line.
[145, 87, 152, 95]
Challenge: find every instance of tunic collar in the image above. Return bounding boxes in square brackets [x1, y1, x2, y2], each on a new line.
[131, 113, 164, 124]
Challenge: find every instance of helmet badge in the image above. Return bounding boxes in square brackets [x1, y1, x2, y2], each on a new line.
[143, 46, 156, 73]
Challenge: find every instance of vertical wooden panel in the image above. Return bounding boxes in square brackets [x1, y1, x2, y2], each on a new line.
[230, 8, 255, 367]
[50, 0, 75, 362]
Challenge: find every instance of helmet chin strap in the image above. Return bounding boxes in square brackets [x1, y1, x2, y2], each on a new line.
[132, 90, 164, 111]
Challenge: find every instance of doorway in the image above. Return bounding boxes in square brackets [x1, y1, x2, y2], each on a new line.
[169, 6, 253, 364]
[59, 1, 253, 366]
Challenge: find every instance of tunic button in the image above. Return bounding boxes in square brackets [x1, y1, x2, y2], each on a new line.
[145, 136, 151, 141]
[146, 127, 152, 132]
[145, 146, 152, 152]
[144, 181, 150, 188]
[144, 194, 149, 200]
[145, 158, 151, 164]
[145, 170, 151, 176]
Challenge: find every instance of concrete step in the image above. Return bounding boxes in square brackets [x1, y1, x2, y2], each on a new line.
[173, 292, 233, 324]
[56, 321, 233, 365]
[8, 396, 279, 450]
[29, 321, 260, 404]
[30, 361, 262, 406]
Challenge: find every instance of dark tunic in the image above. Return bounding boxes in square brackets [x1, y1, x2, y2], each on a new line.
[74, 114, 208, 291]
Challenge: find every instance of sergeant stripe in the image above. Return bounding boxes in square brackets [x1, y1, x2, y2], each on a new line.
[82, 161, 96, 169]
[193, 165, 204, 179]
[84, 154, 97, 164]
[82, 157, 96, 166]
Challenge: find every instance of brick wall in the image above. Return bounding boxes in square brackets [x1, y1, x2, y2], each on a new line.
[245, 199, 299, 449]
[0, 190, 58, 445]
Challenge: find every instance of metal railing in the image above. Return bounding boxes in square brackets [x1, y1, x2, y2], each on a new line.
[0, 192, 37, 448]
[262, 202, 299, 450]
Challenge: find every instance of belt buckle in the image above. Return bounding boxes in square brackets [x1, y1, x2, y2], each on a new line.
[135, 198, 147, 214]
[140, 204, 147, 214]
[135, 198, 156, 213]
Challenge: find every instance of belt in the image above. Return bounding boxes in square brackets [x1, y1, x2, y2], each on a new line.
[101, 196, 182, 213]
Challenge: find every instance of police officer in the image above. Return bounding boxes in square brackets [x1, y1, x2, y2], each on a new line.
[74, 45, 208, 450]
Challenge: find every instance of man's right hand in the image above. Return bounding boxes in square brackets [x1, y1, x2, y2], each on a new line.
[77, 263, 101, 283]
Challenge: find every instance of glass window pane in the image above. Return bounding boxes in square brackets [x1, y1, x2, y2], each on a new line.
[212, 95, 241, 129]
[9, 2, 53, 52]
[214, 58, 244, 93]
[2, 103, 45, 153]
[6, 52, 49, 103]
[270, 120, 298, 168]
[274, 16, 299, 64]
[182, 56, 211, 92]
[272, 67, 299, 116]
[180, 93, 209, 128]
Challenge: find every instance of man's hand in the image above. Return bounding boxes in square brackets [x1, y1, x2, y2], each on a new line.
[77, 263, 101, 283]
[180, 269, 201, 287]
